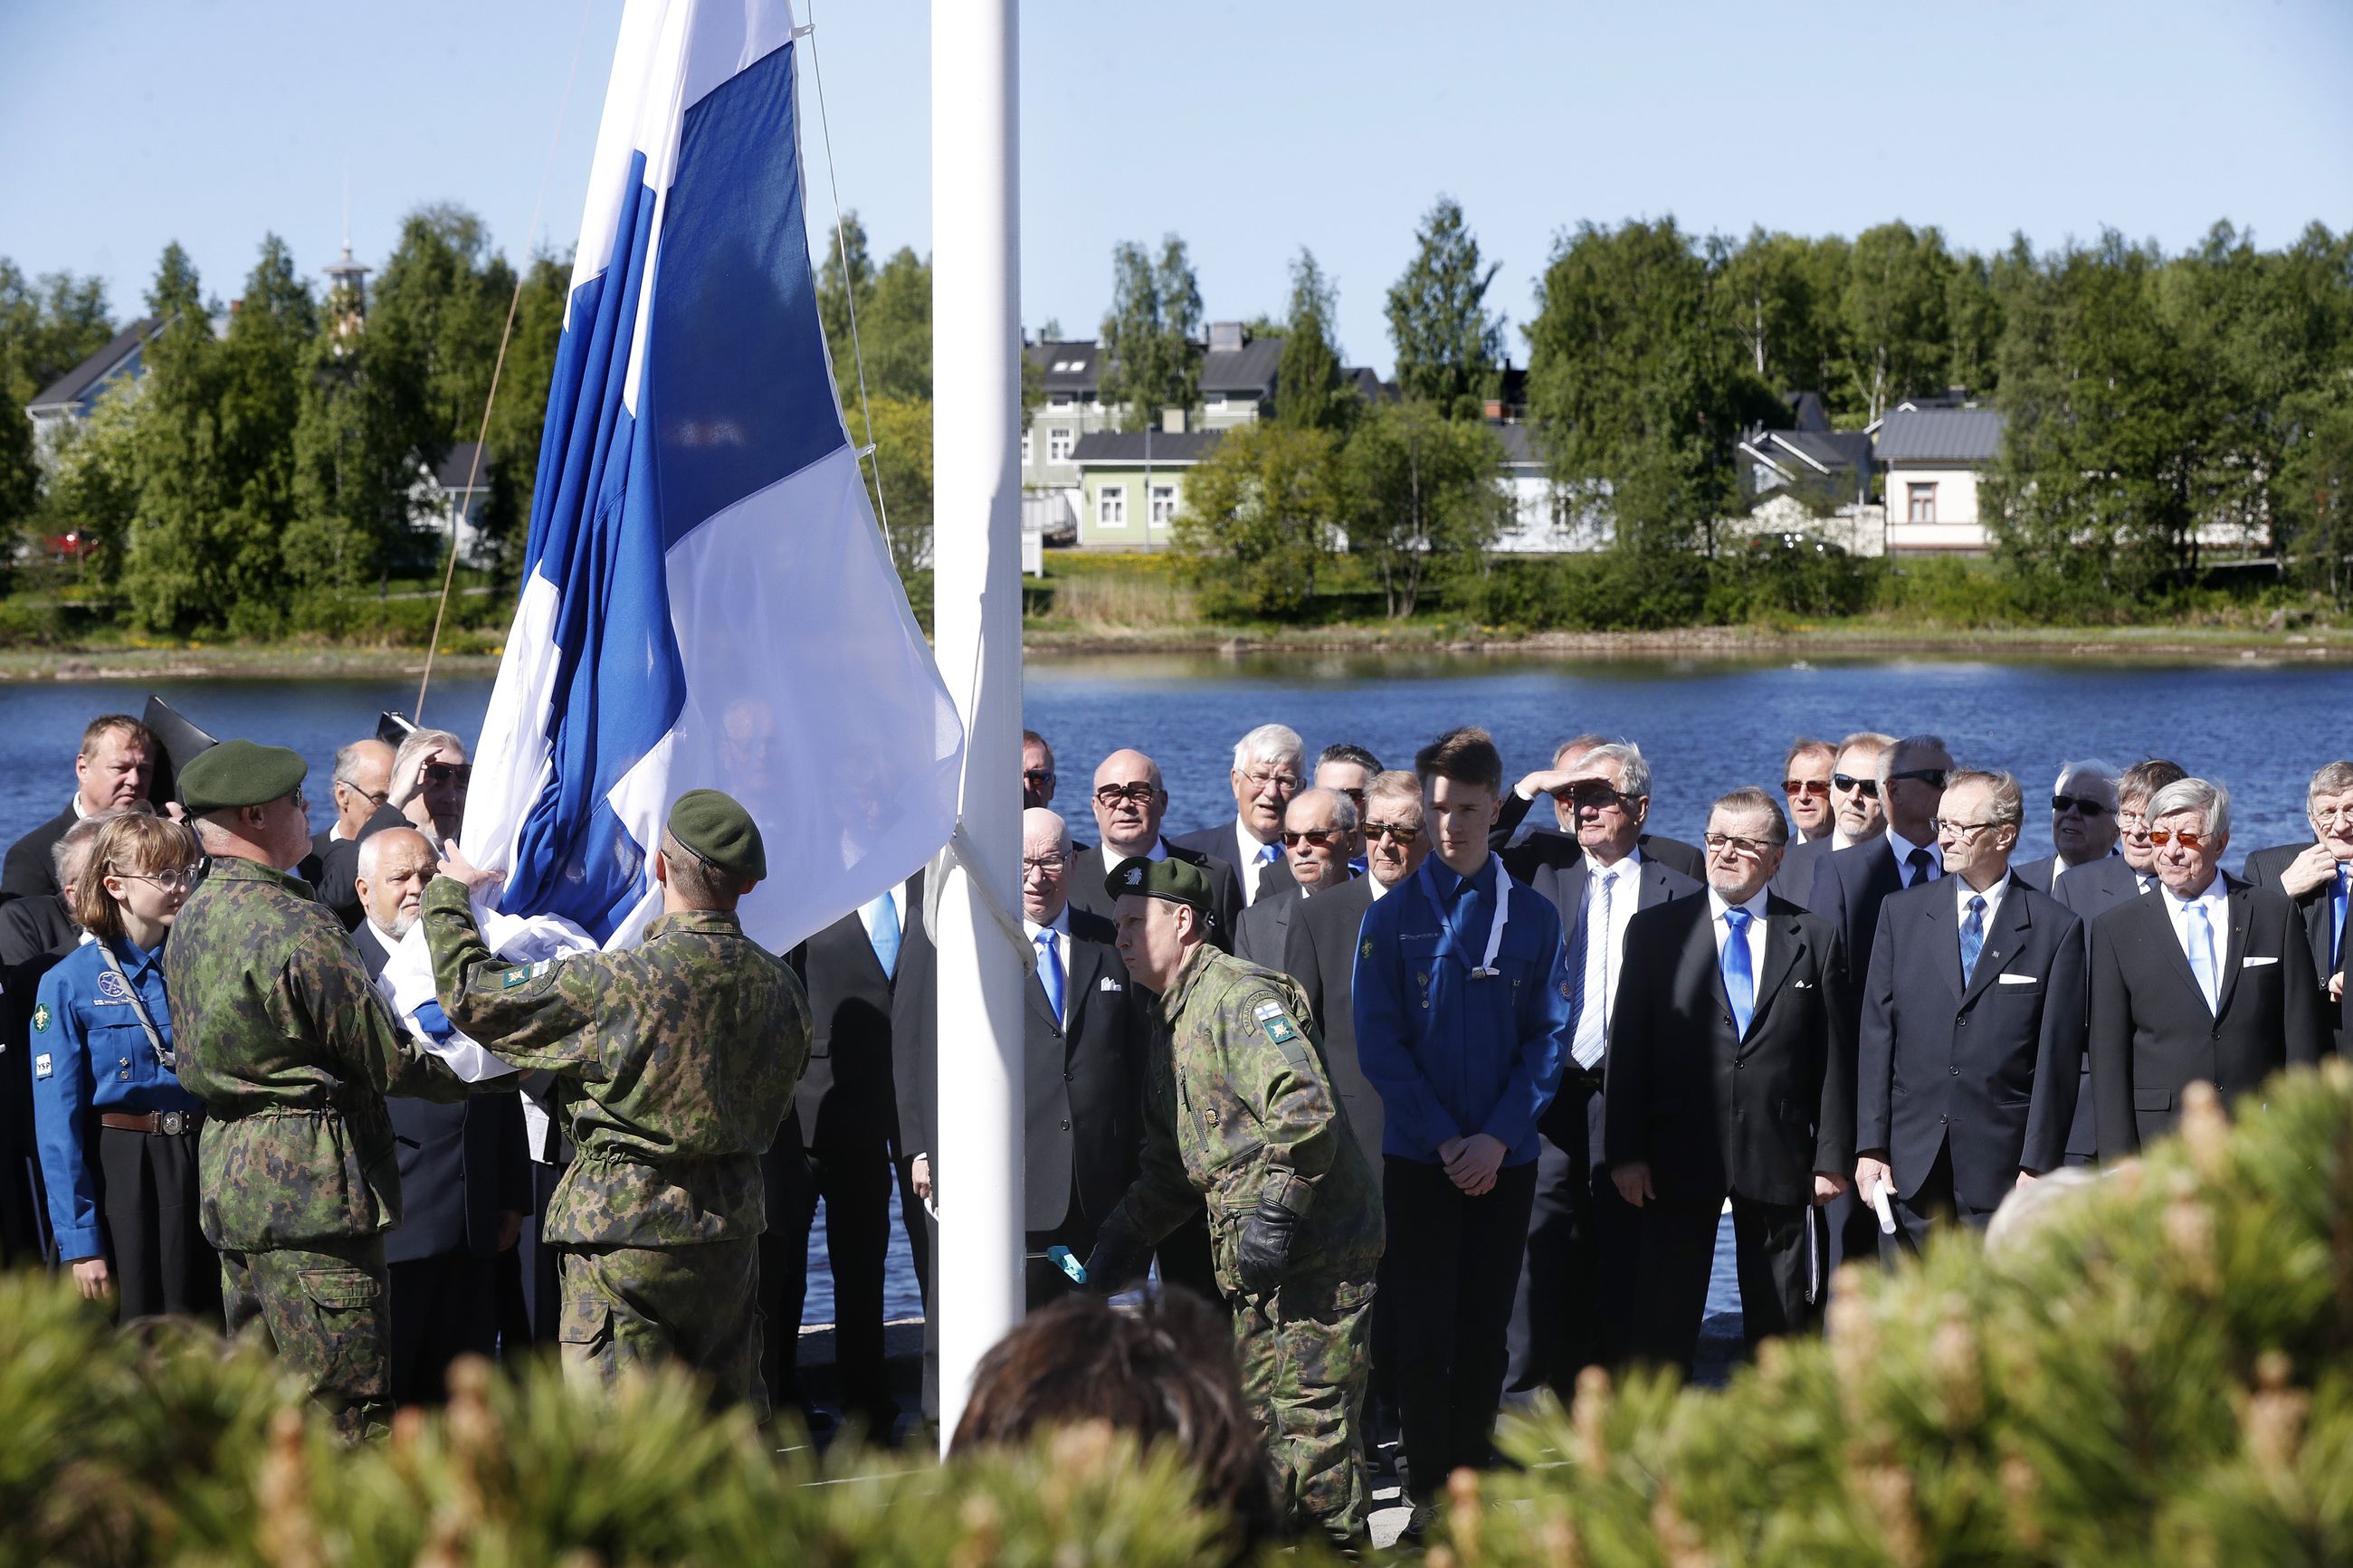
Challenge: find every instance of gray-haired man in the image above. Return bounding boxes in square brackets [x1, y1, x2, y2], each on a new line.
[1171, 723, 1307, 907]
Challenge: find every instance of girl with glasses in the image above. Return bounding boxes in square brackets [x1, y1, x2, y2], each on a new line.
[30, 813, 215, 1322]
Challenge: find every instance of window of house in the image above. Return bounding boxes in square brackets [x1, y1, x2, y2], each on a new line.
[1049, 392, 1072, 408]
[1021, 430, 1033, 466]
[1099, 484, 1127, 527]
[1205, 393, 1226, 410]
[1907, 482, 1936, 524]
[1149, 484, 1177, 526]
[1048, 428, 1074, 462]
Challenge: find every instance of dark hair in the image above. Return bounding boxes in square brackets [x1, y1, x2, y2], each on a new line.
[1782, 736, 1834, 774]
[81, 715, 154, 759]
[951, 1288, 1277, 1551]
[1316, 742, 1382, 774]
[1022, 728, 1053, 762]
[1415, 726, 1503, 794]
[2119, 757, 2188, 807]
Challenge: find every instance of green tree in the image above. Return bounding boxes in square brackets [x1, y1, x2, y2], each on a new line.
[1386, 195, 1502, 417]
[859, 393, 933, 586]
[2275, 378, 2353, 604]
[1839, 220, 1957, 421]
[474, 250, 575, 590]
[1714, 228, 1846, 405]
[1340, 398, 1507, 616]
[1171, 423, 1342, 616]
[372, 205, 512, 457]
[815, 213, 932, 406]
[1274, 249, 1352, 432]
[0, 261, 119, 543]
[1099, 235, 1202, 432]
[37, 379, 145, 588]
[289, 262, 433, 594]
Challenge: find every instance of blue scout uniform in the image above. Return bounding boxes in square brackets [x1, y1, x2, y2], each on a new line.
[32, 936, 211, 1316]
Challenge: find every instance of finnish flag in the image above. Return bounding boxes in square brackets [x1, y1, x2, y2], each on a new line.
[463, 0, 961, 954]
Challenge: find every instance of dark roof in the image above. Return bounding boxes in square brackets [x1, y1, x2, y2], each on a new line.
[1200, 337, 1282, 397]
[1786, 390, 1831, 432]
[432, 442, 491, 491]
[1494, 423, 1544, 467]
[1875, 407, 2005, 465]
[1070, 429, 1223, 466]
[1343, 366, 1392, 404]
[27, 317, 163, 412]
[1028, 339, 1100, 394]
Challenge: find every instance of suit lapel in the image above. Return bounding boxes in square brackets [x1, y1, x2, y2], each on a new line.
[1684, 899, 1736, 1031]
[1958, 887, 2031, 1009]
[1637, 860, 1677, 909]
[2214, 880, 2253, 1019]
[2136, 889, 2213, 1017]
[1739, 910, 1806, 1045]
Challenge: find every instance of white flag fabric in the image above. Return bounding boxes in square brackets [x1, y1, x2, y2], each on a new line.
[462, 0, 962, 954]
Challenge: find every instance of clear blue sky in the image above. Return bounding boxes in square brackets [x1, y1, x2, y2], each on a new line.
[5, 0, 2348, 377]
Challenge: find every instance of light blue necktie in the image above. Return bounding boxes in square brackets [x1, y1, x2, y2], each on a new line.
[866, 891, 901, 978]
[1960, 894, 1986, 984]
[1035, 927, 1065, 1028]
[2187, 901, 2219, 1012]
[1722, 906, 1755, 1037]
[2333, 866, 2348, 966]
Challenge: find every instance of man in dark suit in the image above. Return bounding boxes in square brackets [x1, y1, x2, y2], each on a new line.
[776, 869, 926, 1433]
[2012, 761, 2120, 895]
[1168, 723, 1306, 908]
[1782, 736, 1838, 846]
[2240, 760, 2353, 1052]
[1773, 731, 1893, 903]
[2091, 776, 2328, 1155]
[353, 827, 529, 1404]
[1854, 771, 2086, 1248]
[301, 738, 395, 929]
[1490, 734, 1706, 881]
[1, 715, 154, 905]
[1066, 748, 1244, 948]
[1505, 742, 1697, 1399]
[1606, 786, 1854, 1373]
[1235, 788, 1356, 970]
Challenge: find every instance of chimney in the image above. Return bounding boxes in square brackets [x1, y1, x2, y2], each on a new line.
[1162, 407, 1186, 435]
[1208, 320, 1244, 354]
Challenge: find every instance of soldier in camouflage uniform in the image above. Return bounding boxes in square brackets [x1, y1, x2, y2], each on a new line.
[425, 789, 808, 1417]
[165, 741, 483, 1440]
[1083, 856, 1384, 1544]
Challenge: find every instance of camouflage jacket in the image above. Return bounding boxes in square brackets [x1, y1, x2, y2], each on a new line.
[422, 877, 810, 1248]
[1104, 942, 1382, 1287]
[167, 856, 473, 1250]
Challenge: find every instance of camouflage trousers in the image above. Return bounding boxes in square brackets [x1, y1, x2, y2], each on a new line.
[220, 1235, 390, 1442]
[557, 1240, 767, 1420]
[1233, 1271, 1377, 1542]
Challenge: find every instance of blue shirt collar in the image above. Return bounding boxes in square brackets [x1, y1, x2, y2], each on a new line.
[1426, 853, 1495, 902]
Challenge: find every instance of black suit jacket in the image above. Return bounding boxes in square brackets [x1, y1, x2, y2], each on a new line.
[1770, 836, 1834, 905]
[311, 803, 409, 932]
[0, 892, 78, 1259]
[2088, 875, 2326, 1155]
[786, 871, 925, 1153]
[1167, 817, 1298, 908]
[354, 921, 530, 1263]
[2043, 851, 2151, 1162]
[1856, 878, 2087, 1209]
[0, 804, 77, 904]
[892, 905, 1146, 1233]
[1605, 892, 1855, 1209]
[1281, 874, 1385, 1167]
[1067, 839, 1243, 952]
[1490, 792, 1706, 881]
[1236, 884, 1309, 970]
[2242, 839, 2344, 1048]
[1537, 851, 1700, 1146]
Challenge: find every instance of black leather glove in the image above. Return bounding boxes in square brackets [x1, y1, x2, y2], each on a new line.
[1234, 1193, 1303, 1296]
[1081, 1227, 1148, 1296]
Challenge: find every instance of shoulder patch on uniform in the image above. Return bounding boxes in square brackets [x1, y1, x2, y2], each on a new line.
[1361, 937, 1374, 958]
[31, 1003, 50, 1033]
[1253, 998, 1298, 1043]
[33, 1052, 52, 1079]
[499, 963, 544, 989]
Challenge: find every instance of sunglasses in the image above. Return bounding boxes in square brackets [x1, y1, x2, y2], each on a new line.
[1832, 774, 1881, 799]
[1560, 783, 1632, 811]
[2053, 794, 2110, 817]
[1093, 782, 1159, 806]
[1887, 768, 1948, 790]
[1022, 768, 1057, 787]
[1363, 822, 1422, 845]
[423, 764, 472, 789]
[2144, 830, 2216, 851]
[1280, 828, 1347, 848]
[1783, 778, 1832, 798]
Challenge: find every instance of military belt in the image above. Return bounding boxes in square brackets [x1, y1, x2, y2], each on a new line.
[100, 1109, 202, 1136]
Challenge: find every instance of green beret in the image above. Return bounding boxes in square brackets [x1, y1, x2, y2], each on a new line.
[177, 739, 307, 814]
[668, 788, 765, 880]
[1105, 854, 1213, 917]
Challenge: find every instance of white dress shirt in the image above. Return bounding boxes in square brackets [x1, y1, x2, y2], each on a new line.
[1569, 849, 1643, 1070]
[1957, 870, 2011, 927]
[1886, 826, 1940, 887]
[1707, 886, 1771, 974]
[2165, 876, 2231, 998]
[1235, 818, 1281, 907]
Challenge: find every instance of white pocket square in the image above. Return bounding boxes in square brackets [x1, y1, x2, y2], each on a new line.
[1997, 973, 2038, 984]
[1792, 979, 1814, 989]
[1099, 975, 1123, 991]
[2242, 955, 2279, 968]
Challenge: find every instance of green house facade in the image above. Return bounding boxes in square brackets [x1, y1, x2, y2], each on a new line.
[1068, 429, 1222, 551]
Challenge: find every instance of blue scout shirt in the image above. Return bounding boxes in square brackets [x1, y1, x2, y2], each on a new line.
[1353, 852, 1573, 1165]
[31, 936, 203, 1261]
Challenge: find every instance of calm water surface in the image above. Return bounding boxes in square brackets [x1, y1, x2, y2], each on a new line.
[5, 651, 2345, 1326]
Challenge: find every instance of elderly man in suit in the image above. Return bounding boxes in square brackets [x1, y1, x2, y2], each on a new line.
[2012, 760, 2121, 895]
[1607, 787, 1853, 1372]
[1170, 724, 1306, 909]
[1782, 736, 1838, 845]
[1, 715, 155, 905]
[1854, 771, 2085, 1249]
[2241, 760, 2353, 1053]
[1491, 735, 1707, 882]
[1314, 744, 1382, 875]
[1775, 731, 1894, 903]
[304, 738, 399, 930]
[1237, 788, 1356, 971]
[353, 827, 529, 1404]
[2090, 777, 2327, 1155]
[1505, 741, 1698, 1399]
[1066, 748, 1243, 946]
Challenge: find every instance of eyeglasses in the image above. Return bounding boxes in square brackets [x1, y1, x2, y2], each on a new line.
[1702, 832, 1777, 858]
[1783, 778, 1832, 798]
[1239, 770, 1300, 794]
[338, 781, 389, 807]
[1280, 828, 1347, 848]
[1561, 783, 1633, 812]
[1093, 782, 1159, 806]
[1022, 768, 1057, 787]
[2313, 804, 2353, 826]
[1933, 818, 2001, 839]
[281, 787, 309, 813]
[1363, 821, 1422, 845]
[1020, 854, 1066, 876]
[1336, 787, 1367, 807]
[2053, 794, 2110, 817]
[423, 764, 472, 789]
[1888, 768, 1948, 790]
[2145, 830, 2216, 851]
[1832, 774, 1881, 798]
[116, 866, 200, 891]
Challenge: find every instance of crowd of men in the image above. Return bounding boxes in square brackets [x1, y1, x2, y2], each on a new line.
[0, 709, 2342, 1546]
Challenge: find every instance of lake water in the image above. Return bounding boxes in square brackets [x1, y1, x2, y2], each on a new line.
[5, 649, 2346, 1329]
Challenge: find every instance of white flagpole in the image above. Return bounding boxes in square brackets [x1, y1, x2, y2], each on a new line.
[930, 0, 1024, 1447]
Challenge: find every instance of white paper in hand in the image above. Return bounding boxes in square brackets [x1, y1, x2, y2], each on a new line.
[1871, 1182, 1898, 1235]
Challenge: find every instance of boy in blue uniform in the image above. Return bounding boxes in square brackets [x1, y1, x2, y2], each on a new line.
[1353, 727, 1572, 1525]
[32, 812, 215, 1319]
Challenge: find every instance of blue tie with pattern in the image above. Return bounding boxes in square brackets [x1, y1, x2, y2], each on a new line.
[1035, 927, 1065, 1029]
[1722, 906, 1755, 1037]
[1961, 894, 1986, 984]
[2187, 901, 2219, 1013]
[866, 891, 900, 978]
[2334, 865, 2348, 967]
